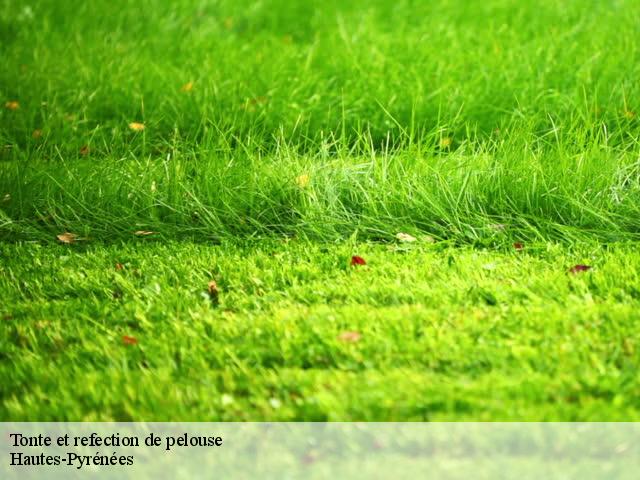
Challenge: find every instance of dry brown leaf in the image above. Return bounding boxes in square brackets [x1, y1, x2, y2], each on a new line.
[250, 96, 268, 106]
[122, 335, 138, 346]
[569, 264, 591, 274]
[32, 129, 42, 139]
[79, 145, 90, 155]
[242, 96, 268, 111]
[337, 331, 362, 343]
[128, 122, 145, 131]
[208, 280, 219, 296]
[301, 451, 318, 465]
[57, 232, 78, 244]
[5, 101, 19, 110]
[207, 280, 220, 306]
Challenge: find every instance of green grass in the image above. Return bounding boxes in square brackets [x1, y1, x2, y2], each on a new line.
[2, 0, 640, 242]
[2, 240, 639, 420]
[1, 0, 640, 420]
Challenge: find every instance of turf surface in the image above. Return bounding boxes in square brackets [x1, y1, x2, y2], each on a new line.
[1, 0, 640, 420]
[2, 240, 639, 420]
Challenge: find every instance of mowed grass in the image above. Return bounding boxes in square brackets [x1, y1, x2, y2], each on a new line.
[1, 240, 639, 421]
[1, 0, 640, 421]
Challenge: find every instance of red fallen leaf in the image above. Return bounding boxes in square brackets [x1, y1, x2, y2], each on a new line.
[337, 331, 362, 343]
[569, 264, 591, 274]
[513, 242, 524, 250]
[122, 335, 138, 346]
[350, 255, 366, 266]
[115, 263, 124, 271]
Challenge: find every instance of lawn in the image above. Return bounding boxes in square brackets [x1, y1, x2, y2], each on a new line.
[2, 240, 639, 420]
[1, 0, 640, 420]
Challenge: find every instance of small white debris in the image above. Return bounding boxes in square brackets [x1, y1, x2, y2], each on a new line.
[395, 232, 417, 243]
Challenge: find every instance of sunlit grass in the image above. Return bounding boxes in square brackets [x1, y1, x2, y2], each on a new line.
[1, 0, 640, 420]
[1, 0, 639, 242]
[2, 240, 639, 420]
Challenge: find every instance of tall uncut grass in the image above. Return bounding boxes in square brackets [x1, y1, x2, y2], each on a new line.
[1, 0, 639, 242]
